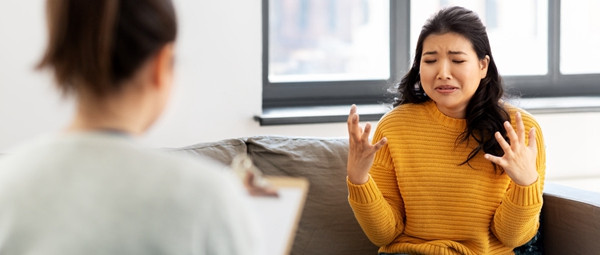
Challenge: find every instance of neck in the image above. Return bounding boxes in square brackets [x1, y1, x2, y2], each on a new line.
[435, 103, 466, 119]
[67, 92, 151, 136]
[68, 113, 140, 136]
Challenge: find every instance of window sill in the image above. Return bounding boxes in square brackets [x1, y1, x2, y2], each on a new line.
[509, 96, 600, 114]
[254, 104, 388, 126]
[255, 97, 600, 126]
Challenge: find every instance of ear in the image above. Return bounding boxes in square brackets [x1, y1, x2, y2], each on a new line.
[479, 55, 490, 79]
[150, 43, 175, 91]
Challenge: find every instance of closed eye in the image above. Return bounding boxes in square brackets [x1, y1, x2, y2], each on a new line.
[453, 60, 466, 63]
[424, 60, 436, 64]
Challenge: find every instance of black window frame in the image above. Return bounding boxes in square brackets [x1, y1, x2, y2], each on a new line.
[502, 0, 600, 97]
[259, 0, 600, 125]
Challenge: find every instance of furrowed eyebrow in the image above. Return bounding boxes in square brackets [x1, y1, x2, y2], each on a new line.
[422, 50, 467, 56]
[448, 51, 467, 55]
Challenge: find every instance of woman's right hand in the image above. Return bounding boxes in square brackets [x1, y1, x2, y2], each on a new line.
[347, 105, 387, 184]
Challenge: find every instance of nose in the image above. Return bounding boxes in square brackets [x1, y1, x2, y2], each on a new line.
[436, 61, 452, 80]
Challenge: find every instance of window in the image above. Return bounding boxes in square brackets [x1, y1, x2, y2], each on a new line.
[261, 0, 410, 113]
[259, 0, 600, 125]
[411, 0, 548, 76]
[269, 0, 390, 82]
[560, 0, 600, 74]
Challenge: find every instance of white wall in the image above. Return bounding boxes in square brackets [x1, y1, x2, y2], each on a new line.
[0, 0, 347, 153]
[0, 1, 72, 150]
[534, 112, 600, 180]
[1, 0, 598, 182]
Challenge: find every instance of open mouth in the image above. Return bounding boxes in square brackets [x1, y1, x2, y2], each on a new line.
[435, 85, 458, 93]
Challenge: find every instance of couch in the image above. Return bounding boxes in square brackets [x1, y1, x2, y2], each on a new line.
[169, 135, 600, 255]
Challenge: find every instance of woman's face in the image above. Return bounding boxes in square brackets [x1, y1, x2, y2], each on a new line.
[419, 32, 489, 119]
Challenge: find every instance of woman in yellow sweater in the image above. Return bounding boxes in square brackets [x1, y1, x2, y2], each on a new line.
[346, 6, 545, 255]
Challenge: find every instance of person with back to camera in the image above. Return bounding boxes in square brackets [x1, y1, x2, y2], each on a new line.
[0, 0, 265, 254]
[346, 6, 545, 255]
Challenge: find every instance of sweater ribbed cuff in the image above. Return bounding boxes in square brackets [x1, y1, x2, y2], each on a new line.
[507, 178, 543, 206]
[347, 175, 382, 204]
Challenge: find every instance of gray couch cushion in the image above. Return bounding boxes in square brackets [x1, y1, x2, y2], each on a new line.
[165, 138, 247, 166]
[246, 136, 378, 255]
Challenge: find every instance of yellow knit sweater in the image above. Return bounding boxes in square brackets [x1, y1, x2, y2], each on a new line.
[348, 100, 545, 255]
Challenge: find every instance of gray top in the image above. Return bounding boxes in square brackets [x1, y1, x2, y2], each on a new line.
[0, 132, 264, 255]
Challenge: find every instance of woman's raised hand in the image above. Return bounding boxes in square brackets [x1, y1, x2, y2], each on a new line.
[484, 112, 539, 186]
[347, 105, 387, 184]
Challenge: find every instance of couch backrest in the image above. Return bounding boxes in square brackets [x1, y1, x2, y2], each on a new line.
[171, 136, 378, 255]
[245, 136, 378, 255]
[166, 138, 247, 166]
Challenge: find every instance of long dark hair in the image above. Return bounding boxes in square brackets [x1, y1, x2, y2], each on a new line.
[394, 6, 509, 169]
[38, 0, 177, 98]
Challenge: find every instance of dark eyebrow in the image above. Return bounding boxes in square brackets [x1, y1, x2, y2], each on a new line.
[448, 51, 467, 55]
[422, 50, 467, 56]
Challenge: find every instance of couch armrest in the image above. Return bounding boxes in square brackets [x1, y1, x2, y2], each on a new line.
[542, 182, 600, 255]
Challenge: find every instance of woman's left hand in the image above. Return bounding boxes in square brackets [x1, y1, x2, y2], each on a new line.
[484, 112, 539, 186]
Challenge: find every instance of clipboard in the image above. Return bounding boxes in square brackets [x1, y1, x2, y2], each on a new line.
[249, 176, 309, 255]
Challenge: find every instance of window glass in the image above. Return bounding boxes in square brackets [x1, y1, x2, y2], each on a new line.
[560, 0, 600, 74]
[411, 0, 548, 76]
[268, 0, 390, 83]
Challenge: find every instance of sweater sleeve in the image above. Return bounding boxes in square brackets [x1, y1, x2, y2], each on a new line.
[347, 127, 405, 247]
[491, 112, 546, 248]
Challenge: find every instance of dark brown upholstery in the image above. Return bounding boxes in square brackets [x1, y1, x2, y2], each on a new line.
[542, 183, 600, 255]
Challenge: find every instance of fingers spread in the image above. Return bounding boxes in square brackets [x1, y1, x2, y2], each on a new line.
[495, 131, 512, 153]
[362, 122, 372, 141]
[349, 104, 357, 116]
[516, 112, 525, 143]
[528, 127, 537, 149]
[484, 153, 505, 167]
[504, 121, 518, 149]
[349, 124, 363, 142]
[347, 104, 357, 127]
[347, 105, 361, 140]
[373, 137, 387, 150]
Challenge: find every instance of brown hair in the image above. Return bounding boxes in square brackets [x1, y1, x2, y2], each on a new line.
[394, 6, 509, 170]
[38, 0, 177, 98]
